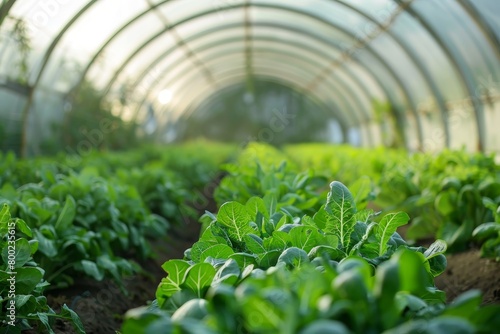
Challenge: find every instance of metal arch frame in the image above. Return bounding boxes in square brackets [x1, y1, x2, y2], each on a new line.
[155, 48, 373, 142]
[445, 1, 497, 77]
[128, 27, 381, 123]
[127, 21, 405, 146]
[0, 0, 16, 27]
[158, 72, 352, 144]
[69, 0, 174, 97]
[19, 0, 98, 156]
[134, 25, 400, 148]
[97, 2, 419, 147]
[457, 0, 500, 62]
[177, 75, 350, 143]
[397, 0, 486, 151]
[163, 66, 353, 128]
[334, 0, 451, 148]
[456, 0, 500, 87]
[142, 44, 370, 129]
[168, 71, 351, 134]
[160, 61, 359, 127]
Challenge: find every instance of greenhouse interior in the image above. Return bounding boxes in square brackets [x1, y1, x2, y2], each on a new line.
[1, 0, 500, 333]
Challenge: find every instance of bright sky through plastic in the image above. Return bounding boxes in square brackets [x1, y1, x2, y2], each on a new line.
[158, 89, 173, 105]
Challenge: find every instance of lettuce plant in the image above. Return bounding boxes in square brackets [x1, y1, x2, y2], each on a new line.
[0, 204, 84, 333]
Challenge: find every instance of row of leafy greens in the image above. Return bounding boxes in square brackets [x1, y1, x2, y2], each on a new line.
[122, 180, 500, 333]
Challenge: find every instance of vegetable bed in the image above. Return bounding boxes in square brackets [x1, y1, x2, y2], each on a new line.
[2, 142, 500, 333]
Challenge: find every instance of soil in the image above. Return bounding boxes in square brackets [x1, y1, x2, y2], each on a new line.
[34, 180, 220, 334]
[435, 249, 500, 305]
[44, 220, 202, 334]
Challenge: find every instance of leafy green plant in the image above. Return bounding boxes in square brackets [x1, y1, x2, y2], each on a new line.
[122, 181, 499, 334]
[0, 168, 167, 290]
[0, 204, 84, 333]
[124, 249, 500, 334]
[472, 203, 500, 260]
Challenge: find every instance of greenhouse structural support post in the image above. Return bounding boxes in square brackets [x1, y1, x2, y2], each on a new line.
[19, 0, 98, 157]
[398, 0, 486, 151]
[0, 0, 16, 28]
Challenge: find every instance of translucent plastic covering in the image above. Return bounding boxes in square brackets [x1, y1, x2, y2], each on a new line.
[0, 0, 499, 155]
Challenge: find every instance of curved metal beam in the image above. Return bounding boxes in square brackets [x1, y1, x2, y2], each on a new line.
[68, 0, 173, 98]
[457, 0, 500, 69]
[397, 0, 486, 151]
[0, 0, 16, 28]
[164, 57, 372, 146]
[99, 2, 416, 147]
[127, 21, 403, 145]
[178, 76, 349, 143]
[162, 61, 359, 126]
[159, 66, 354, 132]
[146, 45, 370, 128]
[158, 73, 351, 144]
[334, 0, 449, 147]
[148, 48, 374, 144]
[20, 0, 98, 156]
[128, 29, 379, 122]
[133, 28, 393, 146]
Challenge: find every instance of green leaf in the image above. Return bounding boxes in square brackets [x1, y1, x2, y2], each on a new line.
[298, 320, 350, 334]
[171, 298, 208, 321]
[424, 239, 447, 259]
[242, 296, 282, 331]
[191, 241, 217, 262]
[15, 267, 44, 294]
[350, 176, 373, 210]
[15, 218, 33, 237]
[308, 245, 342, 261]
[264, 231, 290, 251]
[217, 202, 253, 242]
[325, 181, 357, 248]
[212, 259, 240, 287]
[199, 244, 234, 262]
[36, 312, 55, 334]
[157, 260, 191, 299]
[81, 260, 104, 281]
[0, 203, 10, 225]
[434, 191, 456, 216]
[33, 229, 58, 257]
[2, 238, 32, 268]
[288, 226, 323, 253]
[229, 252, 258, 267]
[246, 197, 269, 219]
[263, 192, 278, 216]
[349, 222, 377, 256]
[61, 304, 86, 334]
[376, 212, 410, 256]
[244, 234, 267, 255]
[258, 250, 281, 268]
[54, 195, 76, 231]
[472, 223, 500, 244]
[277, 247, 309, 269]
[183, 263, 216, 298]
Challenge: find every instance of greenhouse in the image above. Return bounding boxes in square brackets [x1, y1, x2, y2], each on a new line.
[0, 0, 499, 333]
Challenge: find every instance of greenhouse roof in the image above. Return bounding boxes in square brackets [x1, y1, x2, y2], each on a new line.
[1, 0, 499, 153]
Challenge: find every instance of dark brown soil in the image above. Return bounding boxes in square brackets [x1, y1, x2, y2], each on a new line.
[435, 249, 500, 305]
[46, 220, 201, 334]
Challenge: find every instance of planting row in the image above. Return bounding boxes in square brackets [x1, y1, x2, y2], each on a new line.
[123, 174, 499, 333]
[219, 143, 500, 259]
[0, 142, 235, 332]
